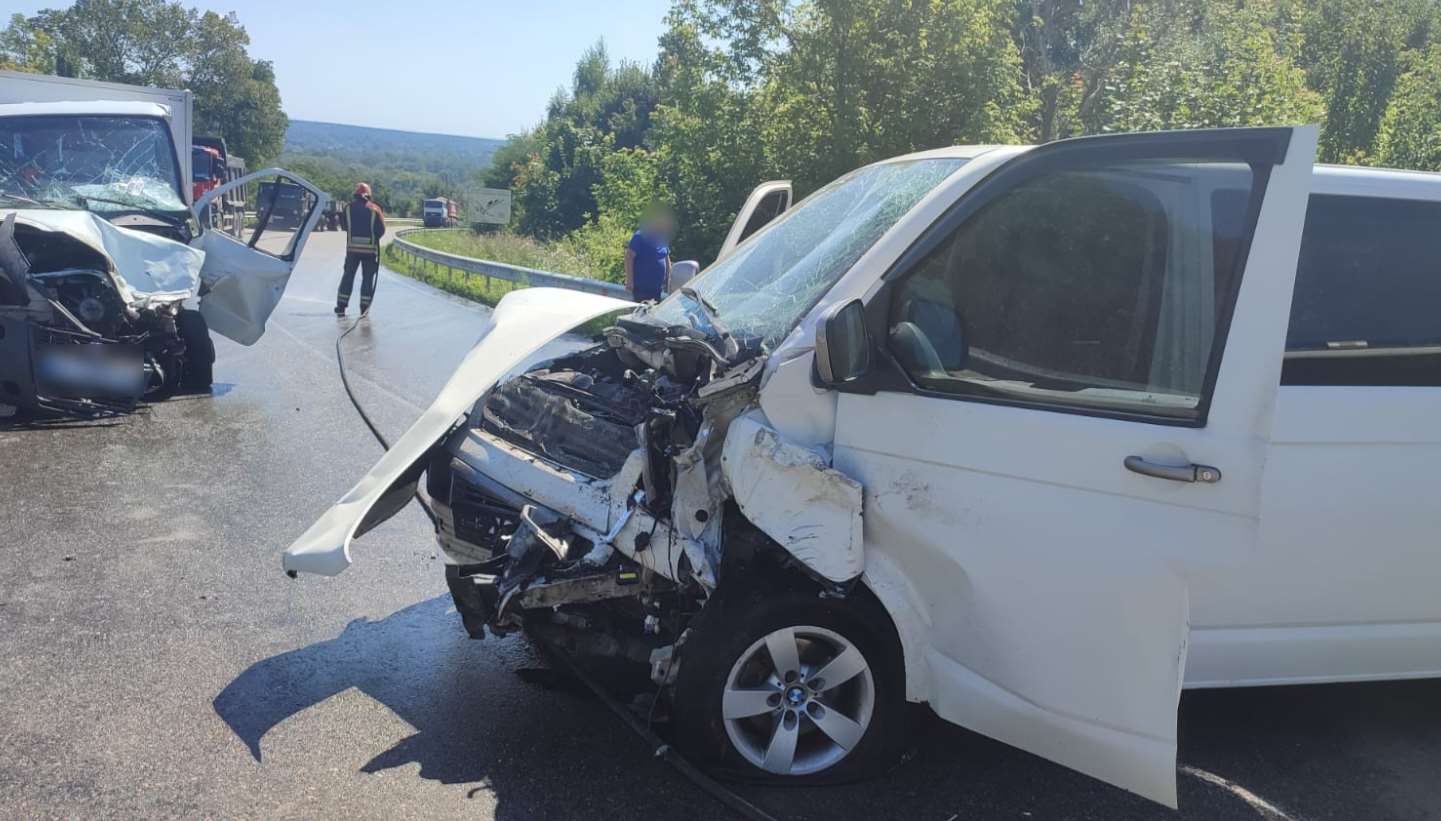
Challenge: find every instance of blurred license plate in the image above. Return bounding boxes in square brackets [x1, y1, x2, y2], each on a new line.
[36, 343, 145, 399]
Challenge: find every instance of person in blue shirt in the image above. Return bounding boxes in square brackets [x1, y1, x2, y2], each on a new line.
[625, 205, 676, 302]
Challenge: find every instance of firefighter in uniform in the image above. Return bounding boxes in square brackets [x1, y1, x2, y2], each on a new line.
[335, 182, 386, 316]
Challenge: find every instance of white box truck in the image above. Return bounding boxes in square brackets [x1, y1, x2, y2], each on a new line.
[0, 70, 328, 417]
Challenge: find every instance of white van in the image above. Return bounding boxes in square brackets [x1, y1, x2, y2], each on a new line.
[285, 125, 1440, 809]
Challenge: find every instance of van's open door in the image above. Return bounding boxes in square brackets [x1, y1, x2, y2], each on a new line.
[830, 126, 1318, 807]
[719, 180, 792, 259]
[193, 168, 326, 345]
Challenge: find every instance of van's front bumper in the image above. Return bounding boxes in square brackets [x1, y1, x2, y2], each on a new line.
[428, 425, 631, 563]
[425, 444, 522, 566]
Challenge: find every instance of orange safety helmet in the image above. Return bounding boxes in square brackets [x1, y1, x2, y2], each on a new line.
[354, 182, 372, 197]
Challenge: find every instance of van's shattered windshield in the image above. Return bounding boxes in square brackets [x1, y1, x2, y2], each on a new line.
[650, 157, 966, 349]
[0, 115, 186, 217]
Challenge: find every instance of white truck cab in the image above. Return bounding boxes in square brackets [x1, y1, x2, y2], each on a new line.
[286, 125, 1440, 809]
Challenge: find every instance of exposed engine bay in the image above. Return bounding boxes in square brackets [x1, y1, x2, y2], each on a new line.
[423, 303, 858, 686]
[0, 211, 213, 417]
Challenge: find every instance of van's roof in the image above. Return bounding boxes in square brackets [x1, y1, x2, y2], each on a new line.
[884, 143, 1441, 198]
[0, 100, 171, 119]
[1312, 163, 1441, 198]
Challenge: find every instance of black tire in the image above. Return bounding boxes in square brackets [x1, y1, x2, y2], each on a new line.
[672, 586, 909, 785]
[177, 309, 215, 390]
[147, 353, 183, 399]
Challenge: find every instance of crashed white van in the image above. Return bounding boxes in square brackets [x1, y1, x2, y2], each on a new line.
[0, 97, 324, 416]
[286, 125, 1441, 807]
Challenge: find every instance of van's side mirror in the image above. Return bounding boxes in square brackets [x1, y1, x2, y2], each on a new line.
[815, 299, 871, 385]
[669, 260, 700, 291]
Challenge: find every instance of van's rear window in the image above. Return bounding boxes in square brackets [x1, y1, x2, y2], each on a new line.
[1288, 194, 1441, 352]
[1281, 193, 1441, 387]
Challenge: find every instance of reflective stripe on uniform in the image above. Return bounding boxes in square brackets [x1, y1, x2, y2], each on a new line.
[345, 203, 381, 254]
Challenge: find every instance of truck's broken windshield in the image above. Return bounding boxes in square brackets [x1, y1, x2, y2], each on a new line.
[650, 157, 966, 348]
[0, 115, 185, 218]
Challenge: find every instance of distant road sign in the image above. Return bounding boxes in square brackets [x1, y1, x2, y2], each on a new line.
[466, 188, 512, 225]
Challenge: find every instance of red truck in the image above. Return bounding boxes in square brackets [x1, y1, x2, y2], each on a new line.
[192, 136, 246, 236]
[422, 196, 460, 227]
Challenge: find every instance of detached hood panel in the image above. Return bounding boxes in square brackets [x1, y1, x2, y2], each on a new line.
[5, 209, 202, 305]
[283, 287, 633, 577]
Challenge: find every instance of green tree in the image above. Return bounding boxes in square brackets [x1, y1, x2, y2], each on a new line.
[186, 12, 287, 163]
[1, 2, 288, 164]
[1373, 45, 1441, 170]
[0, 13, 57, 73]
[32, 0, 195, 85]
[649, 0, 1029, 259]
[497, 41, 661, 238]
[567, 148, 664, 280]
[481, 0, 1441, 273]
[1299, 0, 1435, 163]
[1091, 1, 1323, 133]
[482, 128, 542, 189]
[756, 0, 1030, 192]
[1012, 0, 1137, 140]
[648, 2, 774, 261]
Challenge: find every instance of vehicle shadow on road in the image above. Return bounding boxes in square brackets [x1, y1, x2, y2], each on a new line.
[212, 595, 1441, 820]
[211, 595, 703, 818]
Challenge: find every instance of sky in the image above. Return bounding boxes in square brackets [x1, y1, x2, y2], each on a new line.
[12, 0, 674, 139]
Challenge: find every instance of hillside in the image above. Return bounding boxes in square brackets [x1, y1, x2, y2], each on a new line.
[284, 120, 504, 173]
[278, 120, 505, 217]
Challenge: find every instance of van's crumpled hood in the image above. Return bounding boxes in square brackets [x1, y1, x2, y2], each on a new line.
[4, 208, 202, 306]
[283, 287, 633, 577]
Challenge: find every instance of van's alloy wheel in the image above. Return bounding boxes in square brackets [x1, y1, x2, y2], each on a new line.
[672, 587, 908, 784]
[722, 625, 875, 775]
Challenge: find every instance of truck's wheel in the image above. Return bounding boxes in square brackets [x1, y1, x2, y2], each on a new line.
[672, 587, 908, 785]
[177, 309, 215, 390]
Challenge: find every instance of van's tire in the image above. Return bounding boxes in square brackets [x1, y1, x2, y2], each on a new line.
[177, 309, 215, 390]
[672, 586, 908, 785]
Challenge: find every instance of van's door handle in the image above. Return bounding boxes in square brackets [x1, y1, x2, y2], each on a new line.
[1124, 455, 1222, 484]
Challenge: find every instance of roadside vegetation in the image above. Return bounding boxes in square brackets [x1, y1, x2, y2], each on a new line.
[486, 0, 1441, 267]
[382, 229, 617, 307]
[383, 241, 520, 307]
[399, 229, 599, 278]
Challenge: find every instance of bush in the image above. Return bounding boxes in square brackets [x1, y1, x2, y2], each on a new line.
[403, 229, 599, 277]
[1374, 46, 1441, 171]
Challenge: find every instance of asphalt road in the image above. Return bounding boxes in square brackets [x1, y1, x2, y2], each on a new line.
[2, 231, 1439, 820]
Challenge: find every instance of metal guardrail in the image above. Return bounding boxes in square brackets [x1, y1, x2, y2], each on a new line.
[390, 228, 629, 299]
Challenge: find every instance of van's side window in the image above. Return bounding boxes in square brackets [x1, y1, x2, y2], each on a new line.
[1282, 194, 1441, 386]
[887, 159, 1260, 423]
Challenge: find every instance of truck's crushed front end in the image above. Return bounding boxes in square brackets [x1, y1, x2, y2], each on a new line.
[0, 101, 216, 418]
[0, 211, 207, 418]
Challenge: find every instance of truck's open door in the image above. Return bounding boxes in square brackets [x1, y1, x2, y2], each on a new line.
[193, 168, 326, 345]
